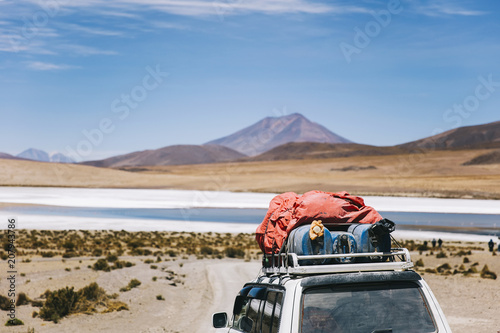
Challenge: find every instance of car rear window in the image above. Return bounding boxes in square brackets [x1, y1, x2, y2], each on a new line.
[301, 281, 436, 333]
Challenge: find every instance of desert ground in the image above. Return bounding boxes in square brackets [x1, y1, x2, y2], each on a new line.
[1, 149, 500, 199]
[0, 230, 499, 333]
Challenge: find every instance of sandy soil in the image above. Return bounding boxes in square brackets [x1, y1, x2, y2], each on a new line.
[1, 149, 500, 198]
[2, 240, 499, 333]
[2, 255, 261, 333]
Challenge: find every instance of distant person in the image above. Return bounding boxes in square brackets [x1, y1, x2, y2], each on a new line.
[488, 239, 494, 252]
[438, 239, 443, 248]
[432, 239, 437, 248]
[498, 237, 500, 252]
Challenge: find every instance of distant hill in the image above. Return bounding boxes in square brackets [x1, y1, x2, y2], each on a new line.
[463, 150, 500, 166]
[206, 113, 351, 156]
[248, 142, 407, 161]
[50, 152, 75, 163]
[398, 120, 500, 151]
[16, 148, 75, 163]
[82, 144, 246, 168]
[17, 148, 50, 162]
[0, 152, 27, 161]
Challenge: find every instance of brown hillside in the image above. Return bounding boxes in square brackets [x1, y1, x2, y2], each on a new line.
[463, 150, 500, 165]
[82, 144, 245, 168]
[398, 120, 500, 151]
[247, 142, 407, 161]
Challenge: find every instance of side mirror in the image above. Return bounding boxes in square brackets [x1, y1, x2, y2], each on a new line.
[212, 312, 228, 328]
[240, 316, 254, 332]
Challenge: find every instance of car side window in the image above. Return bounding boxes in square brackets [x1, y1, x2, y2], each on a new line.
[231, 287, 284, 333]
[262, 291, 283, 333]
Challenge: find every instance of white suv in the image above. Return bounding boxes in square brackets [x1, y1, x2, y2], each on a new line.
[213, 248, 451, 333]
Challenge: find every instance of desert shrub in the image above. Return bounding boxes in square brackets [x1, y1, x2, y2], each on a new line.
[437, 263, 452, 273]
[150, 265, 158, 270]
[5, 318, 24, 326]
[106, 254, 118, 262]
[120, 279, 142, 292]
[92, 248, 103, 257]
[200, 246, 214, 255]
[39, 282, 127, 323]
[167, 250, 177, 257]
[92, 259, 110, 272]
[436, 251, 447, 258]
[102, 301, 128, 313]
[40, 251, 56, 258]
[80, 283, 105, 302]
[144, 259, 154, 264]
[480, 265, 497, 280]
[16, 292, 30, 306]
[463, 257, 470, 263]
[62, 241, 76, 251]
[156, 295, 165, 301]
[0, 295, 11, 310]
[424, 268, 437, 274]
[62, 252, 77, 258]
[127, 240, 144, 249]
[39, 287, 79, 323]
[455, 250, 471, 256]
[415, 259, 424, 267]
[225, 247, 245, 259]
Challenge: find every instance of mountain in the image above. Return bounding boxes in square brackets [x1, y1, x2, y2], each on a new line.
[398, 120, 500, 151]
[16, 148, 75, 163]
[50, 152, 75, 163]
[463, 149, 500, 166]
[206, 113, 351, 156]
[82, 144, 246, 168]
[17, 148, 50, 162]
[0, 152, 27, 160]
[248, 142, 407, 161]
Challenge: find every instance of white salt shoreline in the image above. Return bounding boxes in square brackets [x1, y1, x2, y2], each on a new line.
[0, 187, 499, 214]
[1, 187, 498, 242]
[4, 214, 497, 243]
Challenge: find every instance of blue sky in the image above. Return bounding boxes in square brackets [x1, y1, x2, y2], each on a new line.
[1, 0, 500, 161]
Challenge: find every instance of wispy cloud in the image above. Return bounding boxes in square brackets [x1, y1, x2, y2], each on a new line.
[20, 0, 364, 17]
[26, 61, 78, 71]
[58, 44, 117, 56]
[413, 3, 487, 17]
[60, 23, 123, 36]
[150, 21, 190, 30]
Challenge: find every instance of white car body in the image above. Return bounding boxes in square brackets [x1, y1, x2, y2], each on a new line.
[214, 249, 452, 333]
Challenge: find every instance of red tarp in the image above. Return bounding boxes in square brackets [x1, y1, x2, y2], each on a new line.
[255, 190, 383, 254]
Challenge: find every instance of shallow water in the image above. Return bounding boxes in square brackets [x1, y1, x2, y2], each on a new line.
[2, 205, 499, 236]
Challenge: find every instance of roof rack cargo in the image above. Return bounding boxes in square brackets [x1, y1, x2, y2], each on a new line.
[262, 248, 413, 276]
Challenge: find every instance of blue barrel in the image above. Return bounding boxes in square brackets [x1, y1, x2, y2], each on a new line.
[348, 223, 392, 262]
[331, 232, 357, 263]
[348, 224, 376, 253]
[288, 225, 333, 264]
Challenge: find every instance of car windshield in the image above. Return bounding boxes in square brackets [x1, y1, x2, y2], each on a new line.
[301, 281, 436, 333]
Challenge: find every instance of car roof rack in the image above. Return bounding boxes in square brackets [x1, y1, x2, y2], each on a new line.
[261, 248, 414, 276]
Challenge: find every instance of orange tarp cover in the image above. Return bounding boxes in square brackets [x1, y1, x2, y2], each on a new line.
[255, 190, 383, 254]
